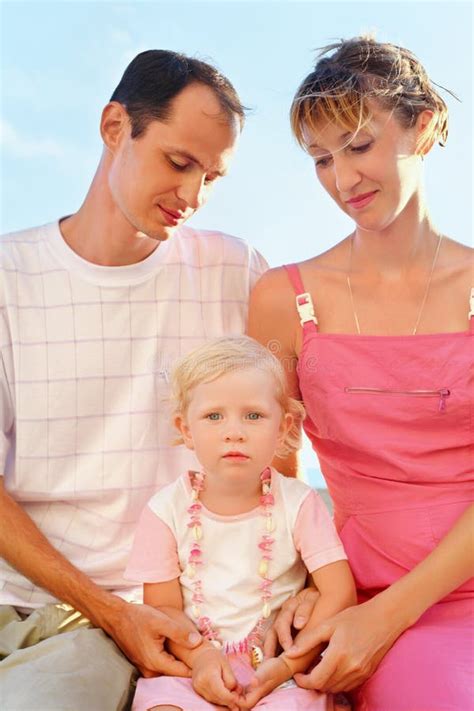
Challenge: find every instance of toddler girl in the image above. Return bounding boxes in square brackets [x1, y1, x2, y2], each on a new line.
[125, 336, 356, 710]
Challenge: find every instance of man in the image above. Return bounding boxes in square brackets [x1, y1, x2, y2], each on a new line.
[0, 50, 267, 709]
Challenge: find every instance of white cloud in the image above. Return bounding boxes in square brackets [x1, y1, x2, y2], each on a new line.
[0, 118, 66, 159]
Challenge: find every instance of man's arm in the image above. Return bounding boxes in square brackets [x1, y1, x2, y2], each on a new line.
[0, 478, 200, 675]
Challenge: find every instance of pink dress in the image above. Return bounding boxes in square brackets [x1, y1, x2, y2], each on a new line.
[285, 264, 474, 711]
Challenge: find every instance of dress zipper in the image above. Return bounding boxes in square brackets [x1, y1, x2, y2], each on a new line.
[344, 387, 451, 412]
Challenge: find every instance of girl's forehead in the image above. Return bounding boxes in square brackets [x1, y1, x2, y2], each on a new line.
[189, 366, 278, 400]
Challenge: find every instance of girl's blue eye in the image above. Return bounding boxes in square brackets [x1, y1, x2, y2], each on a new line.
[247, 412, 262, 420]
[206, 413, 221, 421]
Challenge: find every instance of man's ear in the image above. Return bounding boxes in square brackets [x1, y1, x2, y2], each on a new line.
[174, 413, 194, 450]
[100, 101, 130, 153]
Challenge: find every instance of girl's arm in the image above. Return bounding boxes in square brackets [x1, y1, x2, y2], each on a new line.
[286, 503, 474, 693]
[242, 560, 356, 707]
[144, 580, 243, 710]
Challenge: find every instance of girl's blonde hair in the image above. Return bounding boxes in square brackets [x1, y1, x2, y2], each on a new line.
[171, 336, 305, 456]
[291, 35, 453, 156]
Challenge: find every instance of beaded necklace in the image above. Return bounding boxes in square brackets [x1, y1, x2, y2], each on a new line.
[185, 466, 275, 667]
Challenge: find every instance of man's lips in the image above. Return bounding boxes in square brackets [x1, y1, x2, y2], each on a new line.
[158, 205, 185, 225]
[345, 190, 378, 208]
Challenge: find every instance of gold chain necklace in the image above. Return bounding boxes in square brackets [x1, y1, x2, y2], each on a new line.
[346, 233, 443, 336]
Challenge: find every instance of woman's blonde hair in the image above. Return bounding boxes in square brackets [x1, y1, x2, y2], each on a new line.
[291, 35, 454, 156]
[171, 336, 305, 456]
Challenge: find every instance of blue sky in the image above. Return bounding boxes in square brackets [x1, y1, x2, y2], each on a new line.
[1, 0, 472, 484]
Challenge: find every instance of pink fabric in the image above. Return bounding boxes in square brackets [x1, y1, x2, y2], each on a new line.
[132, 653, 332, 710]
[294, 489, 348, 573]
[285, 263, 474, 711]
[125, 505, 180, 583]
[126, 485, 345, 585]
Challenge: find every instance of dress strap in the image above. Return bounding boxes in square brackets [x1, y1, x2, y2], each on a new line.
[283, 264, 318, 331]
[469, 287, 474, 333]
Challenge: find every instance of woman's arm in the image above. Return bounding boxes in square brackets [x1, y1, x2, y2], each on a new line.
[286, 503, 474, 693]
[248, 268, 303, 478]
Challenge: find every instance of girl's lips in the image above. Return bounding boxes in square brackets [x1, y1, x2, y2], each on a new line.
[346, 191, 377, 209]
[223, 453, 249, 460]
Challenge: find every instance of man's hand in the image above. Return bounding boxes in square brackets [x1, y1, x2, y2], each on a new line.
[105, 601, 201, 677]
[192, 647, 243, 710]
[263, 588, 319, 657]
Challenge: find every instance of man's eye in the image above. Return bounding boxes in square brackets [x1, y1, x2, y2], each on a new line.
[168, 158, 188, 171]
[206, 413, 221, 421]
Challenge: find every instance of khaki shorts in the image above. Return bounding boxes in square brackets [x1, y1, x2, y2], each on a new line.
[0, 604, 137, 711]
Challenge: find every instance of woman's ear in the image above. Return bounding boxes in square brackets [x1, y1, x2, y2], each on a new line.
[174, 413, 195, 450]
[415, 109, 436, 157]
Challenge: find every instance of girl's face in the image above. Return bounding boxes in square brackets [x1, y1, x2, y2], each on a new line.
[304, 105, 428, 232]
[176, 367, 292, 486]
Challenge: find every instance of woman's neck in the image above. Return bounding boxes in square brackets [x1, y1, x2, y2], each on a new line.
[352, 195, 440, 279]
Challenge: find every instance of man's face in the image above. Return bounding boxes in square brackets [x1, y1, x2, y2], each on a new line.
[107, 83, 240, 241]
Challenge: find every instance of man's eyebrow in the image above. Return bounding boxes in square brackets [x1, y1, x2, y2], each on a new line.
[167, 148, 227, 177]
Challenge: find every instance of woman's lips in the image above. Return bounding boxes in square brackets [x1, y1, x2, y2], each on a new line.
[346, 191, 378, 209]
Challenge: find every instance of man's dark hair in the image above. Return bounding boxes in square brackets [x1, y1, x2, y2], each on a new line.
[110, 49, 245, 138]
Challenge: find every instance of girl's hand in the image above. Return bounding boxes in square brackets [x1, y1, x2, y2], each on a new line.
[191, 647, 243, 710]
[240, 656, 291, 709]
[286, 599, 405, 693]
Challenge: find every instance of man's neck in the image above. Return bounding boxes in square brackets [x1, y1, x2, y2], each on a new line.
[60, 165, 162, 267]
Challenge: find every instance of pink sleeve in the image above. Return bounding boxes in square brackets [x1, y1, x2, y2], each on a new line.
[124, 504, 181, 583]
[293, 490, 347, 574]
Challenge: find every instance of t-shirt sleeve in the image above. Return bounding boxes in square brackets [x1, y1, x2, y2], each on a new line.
[124, 504, 181, 583]
[293, 490, 347, 574]
[249, 247, 269, 289]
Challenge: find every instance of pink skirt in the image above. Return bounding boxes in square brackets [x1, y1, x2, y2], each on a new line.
[132, 653, 332, 710]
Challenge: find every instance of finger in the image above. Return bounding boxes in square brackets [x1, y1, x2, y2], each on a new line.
[151, 610, 201, 649]
[151, 650, 191, 677]
[273, 604, 298, 651]
[206, 670, 239, 707]
[294, 653, 339, 691]
[221, 657, 238, 691]
[293, 592, 320, 629]
[286, 623, 332, 658]
[263, 626, 278, 658]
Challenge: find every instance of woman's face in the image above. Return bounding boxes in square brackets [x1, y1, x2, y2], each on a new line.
[304, 105, 426, 232]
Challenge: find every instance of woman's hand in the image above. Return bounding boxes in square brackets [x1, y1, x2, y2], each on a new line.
[286, 598, 406, 693]
[263, 588, 320, 657]
[191, 647, 243, 710]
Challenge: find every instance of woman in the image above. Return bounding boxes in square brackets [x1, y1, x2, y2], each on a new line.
[248, 36, 473, 711]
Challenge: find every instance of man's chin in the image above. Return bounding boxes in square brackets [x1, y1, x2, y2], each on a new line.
[135, 226, 175, 242]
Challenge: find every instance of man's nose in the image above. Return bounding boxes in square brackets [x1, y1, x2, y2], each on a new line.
[177, 174, 206, 210]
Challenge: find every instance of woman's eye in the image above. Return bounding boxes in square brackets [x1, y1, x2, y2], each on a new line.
[206, 412, 221, 421]
[315, 155, 332, 168]
[350, 142, 373, 154]
[247, 412, 262, 420]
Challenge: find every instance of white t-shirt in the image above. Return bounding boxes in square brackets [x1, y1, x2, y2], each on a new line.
[0, 220, 268, 608]
[125, 469, 347, 644]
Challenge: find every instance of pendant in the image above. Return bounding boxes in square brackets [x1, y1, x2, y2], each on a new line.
[250, 644, 264, 670]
